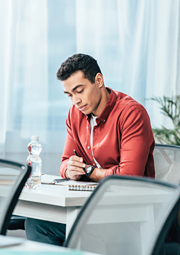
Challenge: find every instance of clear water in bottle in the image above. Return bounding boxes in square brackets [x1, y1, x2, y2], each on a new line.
[25, 136, 42, 190]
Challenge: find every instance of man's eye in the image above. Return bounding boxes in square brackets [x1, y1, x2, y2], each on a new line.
[68, 94, 72, 97]
[77, 89, 83, 93]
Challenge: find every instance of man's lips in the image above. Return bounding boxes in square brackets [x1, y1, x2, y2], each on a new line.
[78, 104, 87, 111]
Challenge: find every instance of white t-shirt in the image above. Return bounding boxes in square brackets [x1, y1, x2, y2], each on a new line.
[90, 114, 102, 168]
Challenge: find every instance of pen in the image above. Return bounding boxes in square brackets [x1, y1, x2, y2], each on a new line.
[74, 149, 87, 175]
[73, 149, 78, 157]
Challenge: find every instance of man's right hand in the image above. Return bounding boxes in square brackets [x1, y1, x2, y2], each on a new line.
[66, 155, 86, 180]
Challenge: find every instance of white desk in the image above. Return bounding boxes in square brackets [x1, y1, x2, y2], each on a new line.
[0, 235, 99, 255]
[13, 175, 91, 237]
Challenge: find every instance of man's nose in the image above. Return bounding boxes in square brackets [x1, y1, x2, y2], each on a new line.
[72, 95, 81, 105]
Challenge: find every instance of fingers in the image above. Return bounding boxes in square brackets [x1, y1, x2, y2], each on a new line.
[66, 169, 81, 181]
[69, 155, 84, 162]
[67, 156, 86, 169]
[66, 168, 83, 181]
[66, 155, 86, 180]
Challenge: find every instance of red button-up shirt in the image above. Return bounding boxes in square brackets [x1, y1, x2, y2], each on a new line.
[60, 88, 155, 179]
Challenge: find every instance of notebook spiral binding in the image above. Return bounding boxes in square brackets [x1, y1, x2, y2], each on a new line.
[68, 184, 97, 191]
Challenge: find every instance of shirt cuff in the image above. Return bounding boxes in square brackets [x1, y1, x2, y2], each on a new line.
[105, 166, 118, 177]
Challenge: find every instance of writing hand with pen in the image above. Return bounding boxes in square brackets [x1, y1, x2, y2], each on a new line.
[65, 150, 96, 181]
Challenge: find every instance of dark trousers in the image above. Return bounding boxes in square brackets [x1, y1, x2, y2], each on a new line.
[25, 218, 66, 246]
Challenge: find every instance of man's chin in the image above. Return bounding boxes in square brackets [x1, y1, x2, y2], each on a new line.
[80, 109, 91, 115]
[83, 111, 91, 115]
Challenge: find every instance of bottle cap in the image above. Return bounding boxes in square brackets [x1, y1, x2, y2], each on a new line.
[31, 136, 39, 141]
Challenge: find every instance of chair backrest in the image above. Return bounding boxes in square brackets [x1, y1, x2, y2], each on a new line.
[154, 144, 180, 185]
[64, 176, 180, 255]
[0, 159, 31, 235]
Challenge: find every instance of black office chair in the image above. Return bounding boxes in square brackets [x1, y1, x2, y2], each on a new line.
[0, 159, 31, 235]
[64, 175, 180, 255]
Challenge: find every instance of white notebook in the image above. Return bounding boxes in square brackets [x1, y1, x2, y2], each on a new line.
[67, 182, 98, 191]
[42, 178, 98, 191]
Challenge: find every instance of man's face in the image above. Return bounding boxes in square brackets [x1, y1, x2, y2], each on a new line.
[63, 71, 103, 116]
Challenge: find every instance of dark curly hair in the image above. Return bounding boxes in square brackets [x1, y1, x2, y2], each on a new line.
[57, 53, 102, 84]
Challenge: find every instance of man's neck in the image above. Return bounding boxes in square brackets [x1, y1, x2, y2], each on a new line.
[92, 87, 110, 117]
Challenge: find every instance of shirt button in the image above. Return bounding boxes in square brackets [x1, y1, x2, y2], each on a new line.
[86, 126, 89, 129]
[104, 120, 106, 122]
[93, 163, 95, 166]
[87, 146, 90, 149]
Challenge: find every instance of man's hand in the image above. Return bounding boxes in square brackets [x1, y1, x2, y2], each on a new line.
[66, 155, 86, 180]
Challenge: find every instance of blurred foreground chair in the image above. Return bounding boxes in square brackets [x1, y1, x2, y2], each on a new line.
[0, 159, 31, 235]
[64, 175, 180, 255]
[154, 144, 180, 248]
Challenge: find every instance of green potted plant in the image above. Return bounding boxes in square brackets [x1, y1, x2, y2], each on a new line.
[150, 95, 180, 145]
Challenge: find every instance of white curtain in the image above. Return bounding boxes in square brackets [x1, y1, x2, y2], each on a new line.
[0, 0, 180, 174]
[76, 0, 180, 128]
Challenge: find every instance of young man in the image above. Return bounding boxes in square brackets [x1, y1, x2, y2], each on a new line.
[59, 53, 155, 182]
[25, 53, 155, 245]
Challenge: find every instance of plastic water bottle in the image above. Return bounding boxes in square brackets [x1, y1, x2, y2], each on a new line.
[25, 136, 42, 190]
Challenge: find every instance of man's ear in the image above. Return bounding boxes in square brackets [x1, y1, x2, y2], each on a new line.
[95, 73, 104, 88]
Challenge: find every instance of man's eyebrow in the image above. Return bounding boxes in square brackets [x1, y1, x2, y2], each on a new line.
[64, 85, 83, 94]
